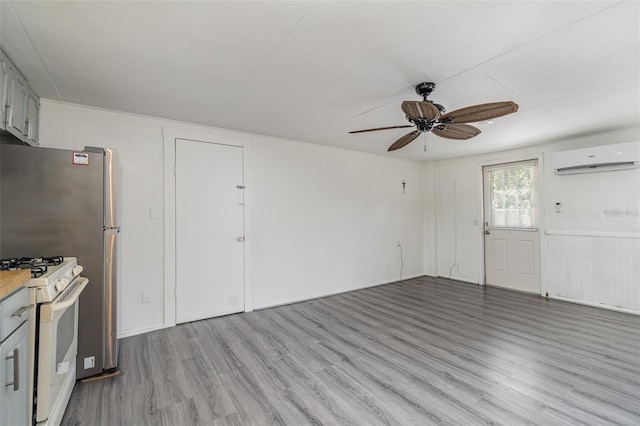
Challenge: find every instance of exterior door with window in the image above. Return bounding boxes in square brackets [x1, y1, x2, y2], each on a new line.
[483, 160, 541, 294]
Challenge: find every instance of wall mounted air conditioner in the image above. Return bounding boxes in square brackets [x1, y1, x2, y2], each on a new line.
[551, 141, 640, 174]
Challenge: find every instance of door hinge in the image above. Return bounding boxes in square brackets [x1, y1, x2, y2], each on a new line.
[174, 166, 177, 176]
[236, 185, 246, 189]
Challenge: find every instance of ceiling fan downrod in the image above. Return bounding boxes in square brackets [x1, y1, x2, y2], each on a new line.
[415, 82, 445, 113]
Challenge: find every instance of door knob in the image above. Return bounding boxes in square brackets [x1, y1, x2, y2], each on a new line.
[237, 236, 245, 242]
[484, 230, 491, 235]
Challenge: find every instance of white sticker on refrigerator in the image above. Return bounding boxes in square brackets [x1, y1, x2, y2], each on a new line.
[73, 152, 89, 165]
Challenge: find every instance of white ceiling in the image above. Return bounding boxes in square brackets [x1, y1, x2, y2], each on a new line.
[1, 1, 638, 160]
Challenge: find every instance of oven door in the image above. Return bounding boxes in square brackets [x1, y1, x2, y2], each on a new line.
[36, 277, 88, 424]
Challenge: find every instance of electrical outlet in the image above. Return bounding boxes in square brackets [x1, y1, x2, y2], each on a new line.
[84, 356, 95, 369]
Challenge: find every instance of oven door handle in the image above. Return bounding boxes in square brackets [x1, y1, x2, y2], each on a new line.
[40, 277, 89, 322]
[40, 278, 89, 323]
[50, 278, 89, 314]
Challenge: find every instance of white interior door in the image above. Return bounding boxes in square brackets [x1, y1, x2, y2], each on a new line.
[176, 139, 245, 324]
[483, 160, 541, 294]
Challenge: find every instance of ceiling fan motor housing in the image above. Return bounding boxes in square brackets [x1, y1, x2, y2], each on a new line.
[415, 82, 436, 99]
[407, 116, 434, 132]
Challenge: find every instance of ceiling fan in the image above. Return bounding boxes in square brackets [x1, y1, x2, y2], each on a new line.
[349, 82, 518, 151]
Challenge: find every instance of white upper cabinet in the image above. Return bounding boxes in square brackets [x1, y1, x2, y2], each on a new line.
[6, 71, 28, 138]
[1, 49, 39, 145]
[0, 53, 9, 130]
[25, 88, 39, 145]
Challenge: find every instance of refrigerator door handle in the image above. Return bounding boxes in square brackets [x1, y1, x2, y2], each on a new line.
[103, 148, 118, 229]
[103, 226, 118, 370]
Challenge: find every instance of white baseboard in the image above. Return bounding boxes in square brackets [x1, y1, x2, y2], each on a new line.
[547, 295, 639, 316]
[437, 274, 479, 285]
[253, 273, 425, 311]
[117, 323, 171, 339]
[117, 274, 426, 338]
[431, 277, 639, 315]
[401, 273, 426, 280]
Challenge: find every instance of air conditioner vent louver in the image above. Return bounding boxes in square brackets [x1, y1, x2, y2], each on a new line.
[551, 141, 640, 175]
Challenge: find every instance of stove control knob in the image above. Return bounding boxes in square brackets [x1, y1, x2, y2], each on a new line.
[56, 278, 69, 292]
[72, 265, 84, 276]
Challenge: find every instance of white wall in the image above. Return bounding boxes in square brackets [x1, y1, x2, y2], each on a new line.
[39, 100, 424, 337]
[38, 98, 640, 336]
[426, 127, 640, 312]
[251, 138, 423, 309]
[421, 161, 438, 276]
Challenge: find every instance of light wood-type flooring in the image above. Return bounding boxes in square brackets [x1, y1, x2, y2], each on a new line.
[62, 276, 640, 425]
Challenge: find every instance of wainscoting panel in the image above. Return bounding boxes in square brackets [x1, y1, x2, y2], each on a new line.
[546, 232, 640, 312]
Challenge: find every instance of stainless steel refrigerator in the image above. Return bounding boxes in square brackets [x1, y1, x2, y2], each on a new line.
[0, 143, 119, 379]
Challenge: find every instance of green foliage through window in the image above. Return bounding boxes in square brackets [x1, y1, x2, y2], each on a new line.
[489, 165, 535, 228]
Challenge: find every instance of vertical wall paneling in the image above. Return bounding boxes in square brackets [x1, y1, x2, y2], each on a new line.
[249, 137, 424, 309]
[422, 161, 438, 276]
[426, 128, 639, 313]
[38, 101, 63, 148]
[115, 115, 132, 332]
[435, 157, 480, 282]
[546, 233, 640, 312]
[161, 127, 177, 331]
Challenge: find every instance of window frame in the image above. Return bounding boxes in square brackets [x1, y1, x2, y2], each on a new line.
[483, 159, 538, 230]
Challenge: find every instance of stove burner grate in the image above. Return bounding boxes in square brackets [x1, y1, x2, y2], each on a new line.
[42, 256, 64, 265]
[0, 256, 65, 278]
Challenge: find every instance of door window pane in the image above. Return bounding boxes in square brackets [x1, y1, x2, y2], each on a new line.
[488, 164, 536, 228]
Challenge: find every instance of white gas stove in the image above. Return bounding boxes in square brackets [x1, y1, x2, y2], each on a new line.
[25, 257, 84, 303]
[0, 255, 88, 425]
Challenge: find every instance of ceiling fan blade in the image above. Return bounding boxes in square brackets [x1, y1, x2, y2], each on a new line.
[348, 124, 414, 134]
[439, 101, 518, 124]
[432, 124, 481, 140]
[388, 130, 421, 151]
[401, 101, 440, 121]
